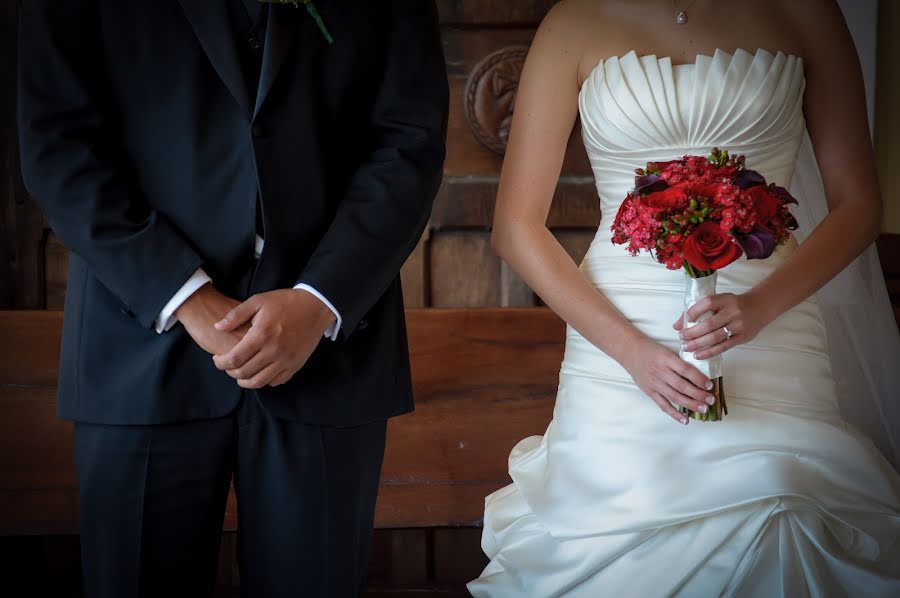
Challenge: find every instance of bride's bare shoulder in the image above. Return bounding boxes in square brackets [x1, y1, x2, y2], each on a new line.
[533, 0, 614, 86]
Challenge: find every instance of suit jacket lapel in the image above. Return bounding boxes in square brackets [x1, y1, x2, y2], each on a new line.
[254, 8, 301, 120]
[178, 0, 253, 117]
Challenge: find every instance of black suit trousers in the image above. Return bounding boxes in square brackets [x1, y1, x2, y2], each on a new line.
[74, 393, 387, 598]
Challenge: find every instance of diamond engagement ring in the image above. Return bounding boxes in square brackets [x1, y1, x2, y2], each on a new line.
[723, 325, 734, 340]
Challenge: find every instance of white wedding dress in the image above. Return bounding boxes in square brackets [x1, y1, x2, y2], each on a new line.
[468, 49, 900, 597]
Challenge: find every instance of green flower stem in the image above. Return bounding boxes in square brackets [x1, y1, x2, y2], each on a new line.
[262, 0, 334, 44]
[303, 1, 334, 45]
[679, 378, 726, 422]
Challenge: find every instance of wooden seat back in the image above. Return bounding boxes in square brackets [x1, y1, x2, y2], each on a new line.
[0, 308, 564, 534]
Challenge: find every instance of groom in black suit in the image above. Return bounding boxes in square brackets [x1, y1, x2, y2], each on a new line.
[17, 0, 447, 596]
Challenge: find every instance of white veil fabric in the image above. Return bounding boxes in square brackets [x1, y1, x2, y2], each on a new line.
[791, 132, 900, 469]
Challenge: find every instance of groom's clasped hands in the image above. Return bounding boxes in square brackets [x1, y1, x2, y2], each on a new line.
[176, 285, 336, 389]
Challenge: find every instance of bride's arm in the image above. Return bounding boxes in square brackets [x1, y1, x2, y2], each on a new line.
[680, 2, 883, 359]
[493, 5, 714, 424]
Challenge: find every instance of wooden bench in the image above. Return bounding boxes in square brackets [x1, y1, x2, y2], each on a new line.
[0, 308, 565, 535]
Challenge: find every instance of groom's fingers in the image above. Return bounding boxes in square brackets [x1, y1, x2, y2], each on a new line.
[214, 328, 265, 371]
[237, 361, 282, 389]
[215, 297, 260, 331]
[269, 369, 294, 387]
[225, 347, 275, 381]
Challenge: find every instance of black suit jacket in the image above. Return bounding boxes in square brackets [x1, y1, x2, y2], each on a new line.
[17, 0, 448, 425]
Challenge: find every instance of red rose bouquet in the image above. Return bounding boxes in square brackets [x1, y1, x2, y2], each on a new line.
[612, 148, 798, 420]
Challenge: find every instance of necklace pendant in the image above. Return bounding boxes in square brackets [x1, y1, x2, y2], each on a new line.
[676, 10, 688, 25]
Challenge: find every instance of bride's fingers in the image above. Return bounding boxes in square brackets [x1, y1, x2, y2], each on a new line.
[684, 293, 736, 323]
[681, 326, 730, 353]
[650, 392, 689, 425]
[694, 337, 740, 360]
[664, 371, 714, 407]
[678, 309, 733, 342]
[671, 357, 714, 392]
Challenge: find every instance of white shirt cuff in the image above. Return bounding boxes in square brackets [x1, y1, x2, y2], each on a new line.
[293, 283, 342, 341]
[257, 235, 341, 340]
[154, 268, 213, 333]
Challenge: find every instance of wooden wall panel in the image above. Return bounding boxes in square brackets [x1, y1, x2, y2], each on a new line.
[433, 528, 488, 584]
[442, 29, 535, 77]
[437, 0, 556, 26]
[556, 230, 595, 266]
[400, 231, 430, 308]
[0, 1, 48, 311]
[0, 308, 565, 532]
[432, 176, 599, 229]
[44, 233, 69, 311]
[430, 232, 500, 307]
[445, 78, 591, 177]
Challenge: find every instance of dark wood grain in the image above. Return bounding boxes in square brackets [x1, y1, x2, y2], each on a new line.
[437, 0, 557, 26]
[0, 308, 565, 534]
[445, 75, 591, 177]
[400, 232, 430, 309]
[429, 232, 501, 307]
[0, 0, 49, 311]
[442, 29, 536, 77]
[432, 176, 599, 229]
[0, 310, 62, 386]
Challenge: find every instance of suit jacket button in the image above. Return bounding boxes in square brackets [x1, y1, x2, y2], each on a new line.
[248, 36, 261, 50]
[252, 123, 268, 138]
[358, 319, 369, 330]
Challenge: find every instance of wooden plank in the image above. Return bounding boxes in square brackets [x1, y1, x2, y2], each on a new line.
[437, 0, 556, 26]
[0, 1, 46, 310]
[432, 176, 599, 229]
[0, 0, 19, 309]
[442, 29, 535, 77]
[445, 75, 591, 177]
[0, 490, 80, 535]
[500, 261, 534, 307]
[44, 233, 69, 310]
[374, 309, 564, 527]
[0, 390, 74, 487]
[0, 308, 565, 534]
[429, 232, 500, 307]
[433, 528, 488, 583]
[400, 230, 430, 308]
[0, 310, 62, 386]
[556, 230, 596, 267]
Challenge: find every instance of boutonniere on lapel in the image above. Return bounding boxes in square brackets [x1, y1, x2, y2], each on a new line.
[258, 0, 334, 45]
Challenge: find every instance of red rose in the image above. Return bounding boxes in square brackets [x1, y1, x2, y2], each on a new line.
[682, 221, 744, 271]
[642, 186, 690, 210]
[746, 185, 780, 224]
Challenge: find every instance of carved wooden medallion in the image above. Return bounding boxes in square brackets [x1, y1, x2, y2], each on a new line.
[464, 46, 529, 156]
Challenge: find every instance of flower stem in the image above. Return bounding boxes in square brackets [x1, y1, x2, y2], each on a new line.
[303, 1, 334, 44]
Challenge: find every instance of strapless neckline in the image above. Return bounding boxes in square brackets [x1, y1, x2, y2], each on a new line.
[577, 45, 807, 165]
[582, 48, 802, 86]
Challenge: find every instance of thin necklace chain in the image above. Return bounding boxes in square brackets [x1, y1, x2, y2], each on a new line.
[672, 0, 699, 11]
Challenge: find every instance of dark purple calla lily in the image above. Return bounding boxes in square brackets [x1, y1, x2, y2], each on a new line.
[735, 226, 777, 260]
[785, 213, 799, 231]
[733, 169, 766, 189]
[634, 174, 669, 195]
[770, 184, 799, 206]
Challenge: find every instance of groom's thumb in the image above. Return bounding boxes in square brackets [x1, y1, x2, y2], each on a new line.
[216, 299, 258, 331]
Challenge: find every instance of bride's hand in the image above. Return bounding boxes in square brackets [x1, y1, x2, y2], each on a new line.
[622, 338, 716, 425]
[673, 292, 769, 360]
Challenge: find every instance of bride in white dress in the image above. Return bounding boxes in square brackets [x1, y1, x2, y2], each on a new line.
[468, 1, 900, 596]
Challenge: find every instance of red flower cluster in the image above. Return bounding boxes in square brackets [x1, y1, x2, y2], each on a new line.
[611, 149, 798, 276]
